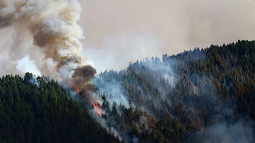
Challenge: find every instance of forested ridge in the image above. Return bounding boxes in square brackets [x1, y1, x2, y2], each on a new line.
[1, 40, 255, 143]
[94, 40, 255, 143]
[0, 73, 121, 143]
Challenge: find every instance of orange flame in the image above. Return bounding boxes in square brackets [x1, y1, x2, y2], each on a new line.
[71, 84, 101, 116]
[71, 82, 80, 94]
[76, 89, 80, 93]
[92, 102, 101, 117]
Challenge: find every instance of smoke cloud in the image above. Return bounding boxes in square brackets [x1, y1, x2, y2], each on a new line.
[16, 55, 41, 76]
[72, 65, 96, 95]
[1, 0, 255, 142]
[0, 0, 95, 88]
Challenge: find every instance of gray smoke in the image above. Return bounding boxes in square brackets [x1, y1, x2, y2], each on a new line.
[93, 71, 130, 109]
[0, 0, 93, 85]
[72, 65, 96, 96]
[194, 120, 254, 143]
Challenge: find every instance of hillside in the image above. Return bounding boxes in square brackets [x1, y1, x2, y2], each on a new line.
[93, 40, 255, 143]
[0, 73, 121, 143]
[1, 40, 255, 143]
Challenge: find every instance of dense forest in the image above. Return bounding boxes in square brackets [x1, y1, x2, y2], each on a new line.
[1, 40, 255, 143]
[93, 40, 255, 143]
[0, 73, 121, 143]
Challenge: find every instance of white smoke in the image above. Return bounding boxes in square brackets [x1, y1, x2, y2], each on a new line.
[16, 55, 41, 76]
[93, 72, 130, 109]
[192, 119, 254, 143]
[0, 0, 90, 85]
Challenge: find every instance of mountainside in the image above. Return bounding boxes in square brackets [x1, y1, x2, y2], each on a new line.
[1, 40, 255, 143]
[0, 73, 121, 143]
[93, 40, 255, 143]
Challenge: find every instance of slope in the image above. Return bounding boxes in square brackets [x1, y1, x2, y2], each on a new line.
[0, 73, 121, 143]
[93, 40, 255, 143]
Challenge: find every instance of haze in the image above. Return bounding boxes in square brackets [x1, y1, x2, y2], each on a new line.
[78, 0, 255, 72]
[0, 0, 255, 75]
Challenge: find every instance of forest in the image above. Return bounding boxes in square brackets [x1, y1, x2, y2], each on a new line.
[93, 40, 255, 143]
[1, 40, 255, 143]
[0, 73, 121, 143]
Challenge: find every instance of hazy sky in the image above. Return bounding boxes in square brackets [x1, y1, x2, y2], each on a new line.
[1, 0, 255, 75]
[78, 0, 255, 72]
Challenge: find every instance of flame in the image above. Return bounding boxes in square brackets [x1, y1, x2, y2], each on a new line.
[71, 82, 80, 94]
[71, 84, 101, 116]
[92, 102, 101, 117]
[71, 83, 101, 116]
[76, 89, 80, 93]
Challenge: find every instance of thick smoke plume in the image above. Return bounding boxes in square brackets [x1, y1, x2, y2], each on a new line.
[0, 0, 121, 139]
[0, 0, 123, 141]
[72, 65, 97, 95]
[0, 0, 96, 88]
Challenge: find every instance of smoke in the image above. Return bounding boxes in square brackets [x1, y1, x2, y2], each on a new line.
[187, 104, 254, 143]
[93, 72, 130, 109]
[16, 55, 41, 76]
[193, 120, 254, 143]
[131, 135, 139, 143]
[91, 53, 182, 116]
[1, 0, 255, 142]
[0, 0, 99, 133]
[134, 56, 178, 89]
[90, 49, 255, 142]
[0, 1, 124, 141]
[0, 0, 91, 82]
[91, 55, 179, 117]
[72, 65, 96, 95]
[180, 72, 255, 143]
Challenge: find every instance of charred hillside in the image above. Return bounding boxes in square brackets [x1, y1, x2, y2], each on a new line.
[0, 73, 121, 143]
[93, 40, 255, 143]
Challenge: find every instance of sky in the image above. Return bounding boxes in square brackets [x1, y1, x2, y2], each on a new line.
[78, 0, 255, 72]
[0, 0, 255, 75]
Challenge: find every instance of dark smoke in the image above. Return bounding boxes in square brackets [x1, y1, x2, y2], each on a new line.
[0, 0, 89, 84]
[72, 65, 97, 96]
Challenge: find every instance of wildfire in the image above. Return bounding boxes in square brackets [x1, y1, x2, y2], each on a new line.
[92, 101, 101, 117]
[71, 82, 80, 94]
[71, 83, 101, 117]
[76, 89, 80, 93]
